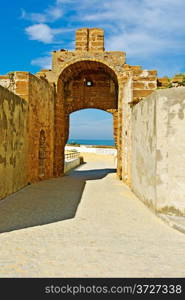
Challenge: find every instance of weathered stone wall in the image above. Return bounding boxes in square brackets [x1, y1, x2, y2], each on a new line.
[0, 72, 55, 183]
[123, 65, 157, 103]
[76, 28, 104, 52]
[0, 85, 28, 200]
[27, 75, 55, 183]
[0, 72, 29, 100]
[158, 74, 185, 89]
[131, 93, 156, 209]
[120, 76, 133, 185]
[0, 75, 10, 90]
[131, 87, 185, 216]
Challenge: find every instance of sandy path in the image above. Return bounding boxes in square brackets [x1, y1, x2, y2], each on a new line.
[0, 154, 185, 277]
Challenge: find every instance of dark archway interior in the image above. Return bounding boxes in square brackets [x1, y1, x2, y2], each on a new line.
[58, 60, 118, 114]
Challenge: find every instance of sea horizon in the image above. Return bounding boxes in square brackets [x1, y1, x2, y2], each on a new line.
[68, 138, 115, 146]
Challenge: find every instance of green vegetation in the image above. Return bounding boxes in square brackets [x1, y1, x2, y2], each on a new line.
[158, 74, 185, 89]
[176, 74, 185, 86]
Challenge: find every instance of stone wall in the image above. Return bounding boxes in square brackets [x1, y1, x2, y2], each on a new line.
[64, 157, 81, 173]
[0, 72, 55, 183]
[27, 75, 55, 183]
[131, 92, 156, 210]
[76, 28, 104, 52]
[0, 72, 29, 100]
[158, 74, 185, 89]
[0, 85, 28, 200]
[0, 75, 10, 90]
[120, 76, 133, 185]
[131, 87, 185, 216]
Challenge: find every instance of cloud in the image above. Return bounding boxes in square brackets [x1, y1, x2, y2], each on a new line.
[22, 0, 185, 76]
[21, 6, 63, 23]
[23, 0, 185, 55]
[31, 56, 52, 69]
[106, 31, 185, 56]
[25, 24, 62, 43]
[74, 0, 185, 53]
[21, 9, 47, 23]
[48, 6, 63, 20]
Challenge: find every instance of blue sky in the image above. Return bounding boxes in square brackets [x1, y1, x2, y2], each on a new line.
[69, 109, 114, 140]
[0, 0, 185, 140]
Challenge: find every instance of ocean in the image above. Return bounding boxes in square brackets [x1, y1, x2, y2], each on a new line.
[67, 139, 115, 146]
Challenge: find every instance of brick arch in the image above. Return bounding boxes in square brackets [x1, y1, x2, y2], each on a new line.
[68, 107, 115, 115]
[53, 60, 119, 176]
[56, 57, 121, 86]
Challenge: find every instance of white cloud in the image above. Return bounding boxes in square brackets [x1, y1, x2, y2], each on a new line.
[22, 0, 185, 76]
[25, 24, 62, 43]
[48, 7, 63, 20]
[21, 6, 63, 23]
[31, 56, 52, 69]
[61, 0, 185, 57]
[106, 31, 185, 56]
[21, 9, 47, 23]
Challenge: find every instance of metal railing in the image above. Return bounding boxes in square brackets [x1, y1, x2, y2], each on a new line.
[65, 151, 80, 161]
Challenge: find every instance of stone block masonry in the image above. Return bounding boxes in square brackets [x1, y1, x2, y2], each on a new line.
[76, 28, 104, 52]
[0, 72, 55, 185]
[26, 74, 55, 183]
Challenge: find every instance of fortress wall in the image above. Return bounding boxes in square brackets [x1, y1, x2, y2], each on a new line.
[0, 85, 28, 200]
[131, 87, 185, 216]
[131, 93, 157, 210]
[27, 74, 55, 183]
[121, 76, 133, 185]
[0, 72, 56, 183]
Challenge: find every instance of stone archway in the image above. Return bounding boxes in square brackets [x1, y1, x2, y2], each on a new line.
[54, 60, 119, 176]
[31, 27, 157, 185]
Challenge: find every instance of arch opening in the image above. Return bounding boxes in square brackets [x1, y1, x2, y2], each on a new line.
[68, 108, 115, 146]
[54, 60, 119, 176]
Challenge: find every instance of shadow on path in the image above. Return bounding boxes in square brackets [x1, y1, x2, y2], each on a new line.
[0, 168, 116, 233]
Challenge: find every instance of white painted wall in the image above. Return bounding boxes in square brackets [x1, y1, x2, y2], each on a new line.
[131, 87, 185, 216]
[65, 145, 117, 155]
